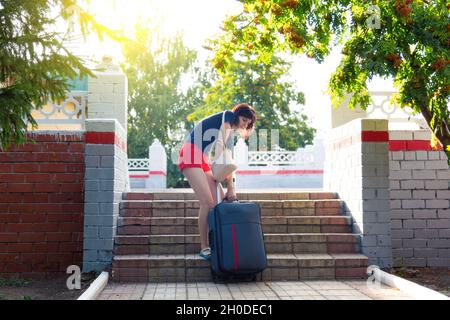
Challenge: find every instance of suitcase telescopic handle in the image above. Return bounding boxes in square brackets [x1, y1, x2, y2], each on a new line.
[216, 177, 238, 204]
[216, 182, 221, 204]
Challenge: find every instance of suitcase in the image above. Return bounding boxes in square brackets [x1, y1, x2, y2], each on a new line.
[208, 181, 267, 282]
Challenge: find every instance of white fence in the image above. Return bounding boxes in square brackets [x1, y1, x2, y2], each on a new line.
[128, 137, 325, 189]
[128, 158, 150, 171]
[234, 138, 324, 189]
[353, 91, 426, 130]
[248, 149, 314, 165]
[31, 91, 87, 130]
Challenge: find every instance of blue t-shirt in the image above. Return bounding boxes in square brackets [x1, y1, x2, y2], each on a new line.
[186, 110, 236, 155]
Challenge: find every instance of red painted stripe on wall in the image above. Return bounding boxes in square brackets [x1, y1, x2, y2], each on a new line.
[389, 140, 443, 151]
[129, 175, 149, 178]
[328, 131, 388, 151]
[115, 135, 128, 153]
[361, 131, 389, 142]
[129, 171, 167, 178]
[149, 171, 166, 176]
[86, 132, 115, 144]
[86, 132, 127, 153]
[328, 130, 442, 151]
[389, 140, 407, 151]
[236, 170, 323, 175]
[131, 170, 320, 178]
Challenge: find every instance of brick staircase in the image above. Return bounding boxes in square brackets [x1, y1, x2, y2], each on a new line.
[111, 190, 369, 282]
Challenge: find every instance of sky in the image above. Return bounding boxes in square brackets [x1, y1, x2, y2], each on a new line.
[70, 0, 395, 135]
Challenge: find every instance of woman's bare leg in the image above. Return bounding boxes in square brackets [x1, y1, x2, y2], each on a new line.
[182, 168, 215, 249]
[205, 171, 225, 204]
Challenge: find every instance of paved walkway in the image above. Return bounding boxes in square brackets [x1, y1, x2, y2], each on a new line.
[97, 280, 415, 300]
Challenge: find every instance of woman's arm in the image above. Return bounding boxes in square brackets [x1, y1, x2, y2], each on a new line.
[225, 172, 237, 201]
[243, 126, 254, 139]
[214, 122, 233, 159]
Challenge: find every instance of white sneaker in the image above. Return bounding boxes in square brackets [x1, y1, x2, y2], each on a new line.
[199, 247, 211, 261]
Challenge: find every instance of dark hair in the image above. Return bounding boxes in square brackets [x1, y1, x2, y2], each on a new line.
[231, 103, 257, 129]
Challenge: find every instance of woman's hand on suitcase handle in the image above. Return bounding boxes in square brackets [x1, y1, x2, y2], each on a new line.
[224, 173, 237, 201]
[224, 189, 237, 202]
[223, 196, 238, 202]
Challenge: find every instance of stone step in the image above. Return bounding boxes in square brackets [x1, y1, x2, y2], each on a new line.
[114, 233, 361, 255]
[119, 199, 343, 218]
[116, 216, 353, 235]
[111, 253, 368, 282]
[123, 191, 338, 201]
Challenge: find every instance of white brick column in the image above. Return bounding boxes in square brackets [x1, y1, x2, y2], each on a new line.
[330, 94, 368, 128]
[324, 118, 393, 268]
[146, 139, 167, 189]
[87, 58, 128, 131]
[83, 119, 128, 272]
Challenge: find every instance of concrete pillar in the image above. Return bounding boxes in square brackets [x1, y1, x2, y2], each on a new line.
[87, 56, 128, 131]
[330, 94, 368, 129]
[146, 139, 167, 189]
[234, 138, 248, 188]
[312, 137, 325, 170]
[234, 138, 248, 166]
[324, 118, 392, 268]
[82, 119, 128, 272]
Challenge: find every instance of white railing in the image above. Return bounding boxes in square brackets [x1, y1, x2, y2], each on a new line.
[32, 91, 87, 128]
[128, 150, 316, 168]
[367, 91, 413, 116]
[128, 138, 324, 189]
[248, 150, 315, 165]
[128, 158, 150, 171]
[367, 91, 427, 127]
[237, 137, 322, 167]
[235, 138, 324, 188]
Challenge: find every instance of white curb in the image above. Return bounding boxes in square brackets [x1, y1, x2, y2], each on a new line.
[371, 267, 449, 300]
[77, 271, 109, 300]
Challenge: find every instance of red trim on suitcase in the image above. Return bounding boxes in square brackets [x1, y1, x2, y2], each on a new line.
[231, 224, 239, 271]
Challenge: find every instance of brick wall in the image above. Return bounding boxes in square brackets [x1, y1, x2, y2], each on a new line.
[324, 119, 393, 268]
[389, 130, 450, 267]
[0, 132, 85, 277]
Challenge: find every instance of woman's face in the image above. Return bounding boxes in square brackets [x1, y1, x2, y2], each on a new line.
[234, 116, 253, 139]
[237, 116, 251, 130]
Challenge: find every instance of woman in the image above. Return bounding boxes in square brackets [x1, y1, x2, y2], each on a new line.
[178, 103, 257, 260]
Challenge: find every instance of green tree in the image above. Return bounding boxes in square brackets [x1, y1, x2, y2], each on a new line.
[188, 52, 315, 150]
[211, 0, 449, 155]
[122, 21, 198, 187]
[0, 0, 119, 150]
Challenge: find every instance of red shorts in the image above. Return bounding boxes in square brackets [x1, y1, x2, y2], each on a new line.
[178, 142, 211, 173]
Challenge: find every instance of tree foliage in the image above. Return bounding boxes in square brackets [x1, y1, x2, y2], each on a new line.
[210, 0, 449, 154]
[188, 51, 316, 151]
[122, 21, 198, 187]
[0, 0, 119, 150]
